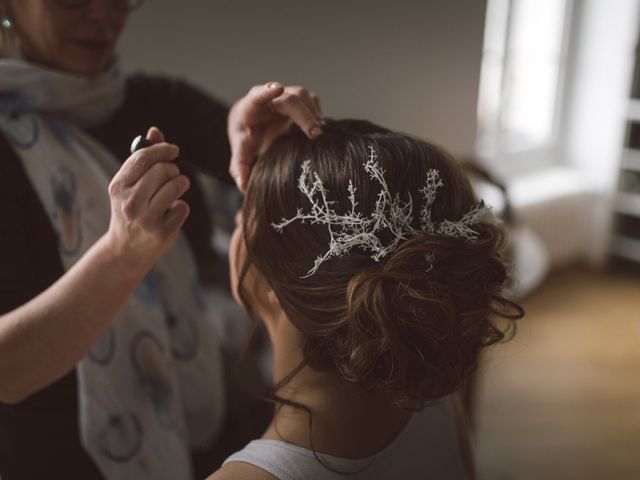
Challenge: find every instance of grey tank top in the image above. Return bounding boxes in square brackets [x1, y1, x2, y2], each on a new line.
[223, 397, 468, 480]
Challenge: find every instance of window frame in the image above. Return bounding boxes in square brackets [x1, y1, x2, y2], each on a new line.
[476, 0, 576, 177]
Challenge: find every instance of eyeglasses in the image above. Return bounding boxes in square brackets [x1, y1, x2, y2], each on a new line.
[53, 0, 145, 12]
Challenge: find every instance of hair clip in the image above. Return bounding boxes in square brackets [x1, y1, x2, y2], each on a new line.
[272, 146, 490, 277]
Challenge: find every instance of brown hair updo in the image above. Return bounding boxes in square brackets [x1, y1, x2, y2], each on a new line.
[239, 119, 522, 410]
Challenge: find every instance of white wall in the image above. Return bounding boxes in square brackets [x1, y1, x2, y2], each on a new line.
[118, 0, 487, 157]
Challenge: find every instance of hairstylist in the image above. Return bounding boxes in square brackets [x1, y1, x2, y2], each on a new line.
[0, 0, 324, 479]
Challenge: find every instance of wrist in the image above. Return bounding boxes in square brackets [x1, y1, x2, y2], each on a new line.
[96, 233, 155, 283]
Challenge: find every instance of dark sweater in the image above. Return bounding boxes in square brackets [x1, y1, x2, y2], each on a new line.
[0, 74, 233, 479]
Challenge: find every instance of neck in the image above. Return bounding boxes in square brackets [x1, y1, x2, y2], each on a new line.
[261, 310, 412, 458]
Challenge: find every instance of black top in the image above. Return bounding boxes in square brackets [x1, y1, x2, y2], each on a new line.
[0, 74, 234, 479]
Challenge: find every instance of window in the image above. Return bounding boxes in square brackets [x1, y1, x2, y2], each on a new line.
[477, 0, 572, 162]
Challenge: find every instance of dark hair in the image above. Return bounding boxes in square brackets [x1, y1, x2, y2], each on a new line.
[239, 119, 522, 410]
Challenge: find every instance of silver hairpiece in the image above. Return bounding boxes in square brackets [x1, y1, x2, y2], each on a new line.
[272, 146, 491, 277]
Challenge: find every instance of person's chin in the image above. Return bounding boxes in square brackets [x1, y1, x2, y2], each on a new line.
[61, 60, 110, 76]
[66, 46, 114, 76]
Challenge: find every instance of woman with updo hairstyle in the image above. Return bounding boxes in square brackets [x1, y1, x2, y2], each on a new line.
[212, 120, 523, 480]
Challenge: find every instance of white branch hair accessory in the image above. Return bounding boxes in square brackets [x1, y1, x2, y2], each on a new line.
[272, 146, 491, 277]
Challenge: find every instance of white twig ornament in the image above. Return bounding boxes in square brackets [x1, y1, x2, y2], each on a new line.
[272, 146, 491, 277]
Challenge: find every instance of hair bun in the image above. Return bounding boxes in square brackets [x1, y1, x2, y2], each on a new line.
[243, 119, 523, 409]
[343, 226, 516, 409]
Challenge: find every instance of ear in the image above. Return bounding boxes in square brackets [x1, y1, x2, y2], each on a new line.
[266, 289, 281, 308]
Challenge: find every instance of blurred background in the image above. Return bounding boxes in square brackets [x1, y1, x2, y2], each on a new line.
[118, 1, 640, 478]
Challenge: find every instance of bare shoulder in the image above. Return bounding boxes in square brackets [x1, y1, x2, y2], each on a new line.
[206, 461, 279, 480]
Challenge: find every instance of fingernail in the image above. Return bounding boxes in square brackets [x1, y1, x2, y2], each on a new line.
[268, 82, 282, 89]
[310, 126, 322, 139]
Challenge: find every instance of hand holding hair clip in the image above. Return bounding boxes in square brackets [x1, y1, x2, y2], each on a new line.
[130, 133, 221, 179]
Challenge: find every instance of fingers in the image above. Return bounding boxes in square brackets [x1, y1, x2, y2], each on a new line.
[228, 129, 257, 192]
[148, 175, 191, 227]
[110, 157, 190, 233]
[233, 82, 324, 137]
[162, 200, 190, 236]
[112, 143, 179, 190]
[146, 126, 166, 143]
[126, 161, 182, 218]
[270, 86, 324, 139]
[106, 130, 191, 268]
[238, 82, 284, 123]
[109, 140, 188, 230]
[227, 81, 324, 192]
[255, 81, 286, 103]
[310, 91, 323, 119]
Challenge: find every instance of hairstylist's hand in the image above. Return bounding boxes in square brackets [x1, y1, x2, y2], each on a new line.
[105, 127, 190, 270]
[228, 82, 324, 192]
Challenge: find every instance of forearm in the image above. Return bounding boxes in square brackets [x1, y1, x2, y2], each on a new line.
[0, 130, 189, 404]
[0, 234, 149, 404]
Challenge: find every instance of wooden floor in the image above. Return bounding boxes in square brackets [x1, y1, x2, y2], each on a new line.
[473, 267, 640, 480]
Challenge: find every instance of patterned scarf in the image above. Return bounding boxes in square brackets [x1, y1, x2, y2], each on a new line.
[0, 58, 225, 480]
